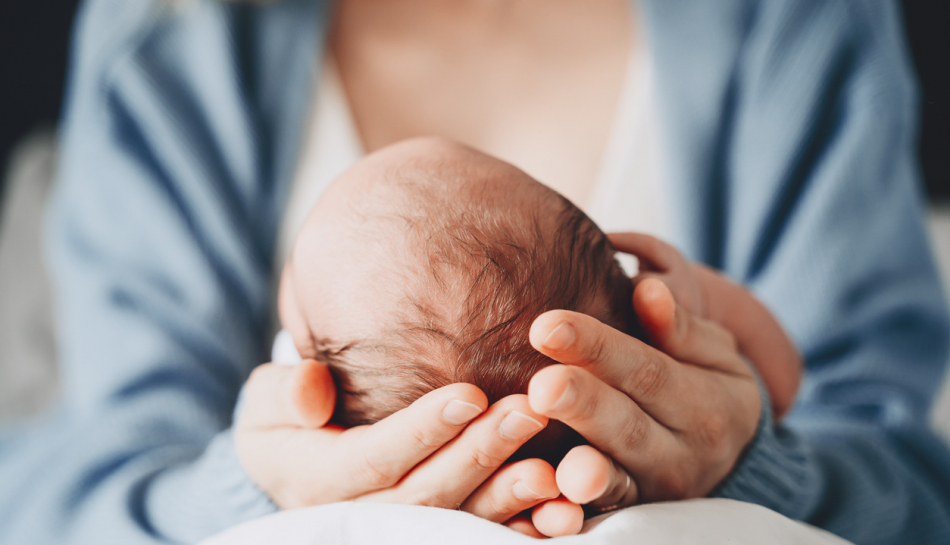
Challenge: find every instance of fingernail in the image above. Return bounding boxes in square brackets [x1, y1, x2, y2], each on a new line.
[499, 411, 545, 441]
[442, 399, 484, 425]
[542, 322, 575, 351]
[549, 378, 577, 412]
[513, 480, 547, 501]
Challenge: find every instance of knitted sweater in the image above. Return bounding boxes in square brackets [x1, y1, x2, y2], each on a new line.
[1, 1, 948, 543]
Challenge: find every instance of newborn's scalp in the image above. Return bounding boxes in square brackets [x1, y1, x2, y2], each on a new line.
[286, 137, 633, 469]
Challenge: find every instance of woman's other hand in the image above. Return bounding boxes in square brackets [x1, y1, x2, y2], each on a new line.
[234, 361, 562, 529]
[527, 278, 761, 514]
[609, 232, 801, 418]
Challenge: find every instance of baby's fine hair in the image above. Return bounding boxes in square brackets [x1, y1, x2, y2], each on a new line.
[313, 151, 633, 460]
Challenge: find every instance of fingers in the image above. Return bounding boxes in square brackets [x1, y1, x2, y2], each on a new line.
[460, 459, 559, 523]
[527, 364, 672, 479]
[633, 279, 747, 376]
[240, 360, 336, 429]
[360, 395, 547, 508]
[236, 382, 489, 508]
[529, 310, 686, 416]
[531, 497, 585, 537]
[556, 446, 637, 509]
[607, 232, 682, 272]
[342, 383, 488, 494]
[554, 445, 611, 504]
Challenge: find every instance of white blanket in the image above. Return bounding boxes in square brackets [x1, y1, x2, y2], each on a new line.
[201, 499, 851, 545]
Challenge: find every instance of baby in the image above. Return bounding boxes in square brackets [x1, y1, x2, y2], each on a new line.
[277, 137, 800, 465]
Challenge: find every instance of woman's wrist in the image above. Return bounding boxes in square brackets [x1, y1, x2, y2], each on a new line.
[710, 371, 817, 520]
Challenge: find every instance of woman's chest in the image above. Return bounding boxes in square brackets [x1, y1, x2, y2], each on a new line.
[330, 0, 634, 208]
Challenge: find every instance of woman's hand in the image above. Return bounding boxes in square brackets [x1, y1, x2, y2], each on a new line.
[608, 232, 801, 418]
[527, 277, 761, 514]
[234, 361, 561, 528]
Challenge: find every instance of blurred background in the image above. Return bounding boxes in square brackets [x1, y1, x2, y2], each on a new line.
[0, 1, 948, 427]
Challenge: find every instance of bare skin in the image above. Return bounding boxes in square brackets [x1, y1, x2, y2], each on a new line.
[236, 139, 798, 536]
[238, 0, 780, 537]
[609, 233, 802, 419]
[528, 279, 761, 513]
[331, 0, 633, 208]
[238, 140, 569, 534]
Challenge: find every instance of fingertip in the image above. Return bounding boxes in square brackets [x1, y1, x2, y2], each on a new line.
[441, 381, 490, 410]
[532, 497, 585, 537]
[633, 278, 676, 338]
[529, 310, 575, 353]
[555, 445, 611, 504]
[423, 382, 488, 426]
[527, 366, 574, 415]
[290, 360, 336, 427]
[512, 459, 559, 502]
[496, 395, 550, 441]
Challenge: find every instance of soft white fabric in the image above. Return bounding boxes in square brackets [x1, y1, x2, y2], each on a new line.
[270, 329, 301, 366]
[200, 499, 852, 545]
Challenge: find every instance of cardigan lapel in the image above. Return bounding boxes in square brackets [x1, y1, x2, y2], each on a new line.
[252, 0, 330, 259]
[253, 0, 753, 269]
[639, 0, 751, 268]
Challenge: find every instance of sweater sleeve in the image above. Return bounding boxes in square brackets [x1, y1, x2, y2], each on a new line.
[0, 1, 304, 542]
[697, 1, 950, 543]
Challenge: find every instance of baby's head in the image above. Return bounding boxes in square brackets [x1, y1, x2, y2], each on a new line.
[279, 137, 632, 463]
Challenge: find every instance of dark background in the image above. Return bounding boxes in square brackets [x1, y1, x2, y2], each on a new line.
[0, 0, 947, 203]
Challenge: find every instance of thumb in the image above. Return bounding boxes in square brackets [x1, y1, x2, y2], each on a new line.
[632, 278, 677, 344]
[289, 359, 338, 427]
[633, 278, 745, 376]
[241, 360, 337, 429]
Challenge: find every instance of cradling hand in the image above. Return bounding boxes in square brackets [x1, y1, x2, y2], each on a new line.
[234, 361, 567, 533]
[527, 277, 761, 523]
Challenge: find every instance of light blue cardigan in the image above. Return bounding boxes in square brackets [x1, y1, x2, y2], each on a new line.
[2, 0, 949, 543]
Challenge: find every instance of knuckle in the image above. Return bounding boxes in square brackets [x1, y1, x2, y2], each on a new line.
[469, 445, 508, 472]
[628, 357, 667, 400]
[619, 414, 650, 452]
[409, 425, 441, 451]
[696, 410, 729, 449]
[584, 330, 609, 367]
[355, 452, 398, 490]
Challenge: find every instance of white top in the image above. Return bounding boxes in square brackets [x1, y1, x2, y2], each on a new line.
[276, 39, 668, 282]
